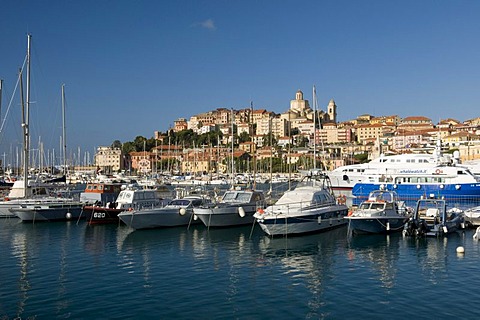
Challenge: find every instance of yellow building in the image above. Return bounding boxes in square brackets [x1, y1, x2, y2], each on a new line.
[355, 123, 387, 144]
[94, 146, 124, 173]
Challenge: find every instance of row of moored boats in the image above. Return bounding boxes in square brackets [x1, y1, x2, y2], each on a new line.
[2, 171, 480, 240]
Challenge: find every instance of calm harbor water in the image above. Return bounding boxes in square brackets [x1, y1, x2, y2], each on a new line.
[1, 218, 480, 319]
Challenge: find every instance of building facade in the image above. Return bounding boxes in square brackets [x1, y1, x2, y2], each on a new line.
[94, 147, 124, 173]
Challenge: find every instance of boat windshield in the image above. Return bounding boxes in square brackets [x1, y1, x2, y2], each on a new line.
[222, 192, 237, 201]
[222, 191, 252, 202]
[235, 193, 252, 202]
[360, 202, 385, 210]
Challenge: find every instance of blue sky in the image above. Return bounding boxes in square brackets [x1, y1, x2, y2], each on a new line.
[1, 0, 480, 163]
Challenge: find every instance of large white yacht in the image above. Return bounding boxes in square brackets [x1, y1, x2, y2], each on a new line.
[327, 141, 458, 194]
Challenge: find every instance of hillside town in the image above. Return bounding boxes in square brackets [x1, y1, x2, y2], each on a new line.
[93, 89, 480, 176]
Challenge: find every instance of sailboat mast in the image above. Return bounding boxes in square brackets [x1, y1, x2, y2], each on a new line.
[250, 101, 256, 190]
[269, 115, 273, 194]
[61, 84, 67, 176]
[313, 85, 317, 172]
[0, 79, 3, 123]
[231, 108, 234, 180]
[23, 34, 32, 196]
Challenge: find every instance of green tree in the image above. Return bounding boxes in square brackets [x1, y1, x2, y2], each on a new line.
[122, 141, 136, 154]
[354, 153, 369, 163]
[133, 136, 147, 152]
[297, 136, 309, 147]
[111, 140, 122, 148]
[263, 132, 277, 147]
[239, 132, 250, 143]
[176, 129, 196, 147]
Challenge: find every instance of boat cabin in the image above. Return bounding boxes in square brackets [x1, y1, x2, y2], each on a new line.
[115, 188, 170, 210]
[80, 183, 123, 205]
[221, 190, 265, 204]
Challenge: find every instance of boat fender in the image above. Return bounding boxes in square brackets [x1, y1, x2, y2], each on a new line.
[66, 212, 72, 219]
[193, 214, 198, 221]
[179, 208, 187, 216]
[238, 207, 246, 217]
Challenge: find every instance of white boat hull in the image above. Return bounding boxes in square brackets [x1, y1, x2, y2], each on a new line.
[0, 202, 21, 218]
[257, 215, 347, 236]
[11, 204, 83, 222]
[256, 204, 348, 236]
[194, 205, 257, 227]
[118, 208, 199, 229]
[346, 216, 408, 234]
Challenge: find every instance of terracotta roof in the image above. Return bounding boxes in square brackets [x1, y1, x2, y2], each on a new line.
[401, 116, 432, 121]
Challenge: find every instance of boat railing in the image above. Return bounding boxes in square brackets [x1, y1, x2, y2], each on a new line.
[354, 191, 480, 211]
[268, 198, 337, 215]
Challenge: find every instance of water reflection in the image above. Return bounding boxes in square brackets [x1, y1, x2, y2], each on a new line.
[56, 222, 73, 318]
[10, 228, 29, 318]
[113, 223, 260, 316]
[2, 218, 477, 319]
[83, 223, 122, 257]
[346, 234, 401, 289]
[5, 221, 77, 319]
[402, 232, 465, 285]
[257, 227, 349, 317]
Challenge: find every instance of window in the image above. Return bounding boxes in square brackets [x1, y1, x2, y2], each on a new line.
[236, 193, 251, 202]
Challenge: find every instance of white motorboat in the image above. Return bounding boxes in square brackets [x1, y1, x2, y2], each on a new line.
[82, 184, 172, 224]
[403, 196, 466, 237]
[253, 173, 348, 236]
[345, 189, 410, 235]
[118, 196, 210, 229]
[193, 189, 266, 228]
[9, 198, 84, 222]
[463, 206, 480, 227]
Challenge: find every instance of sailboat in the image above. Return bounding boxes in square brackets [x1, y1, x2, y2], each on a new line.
[5, 35, 83, 222]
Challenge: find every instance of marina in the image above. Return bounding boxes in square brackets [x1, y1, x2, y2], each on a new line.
[1, 218, 480, 319]
[2, 5, 480, 319]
